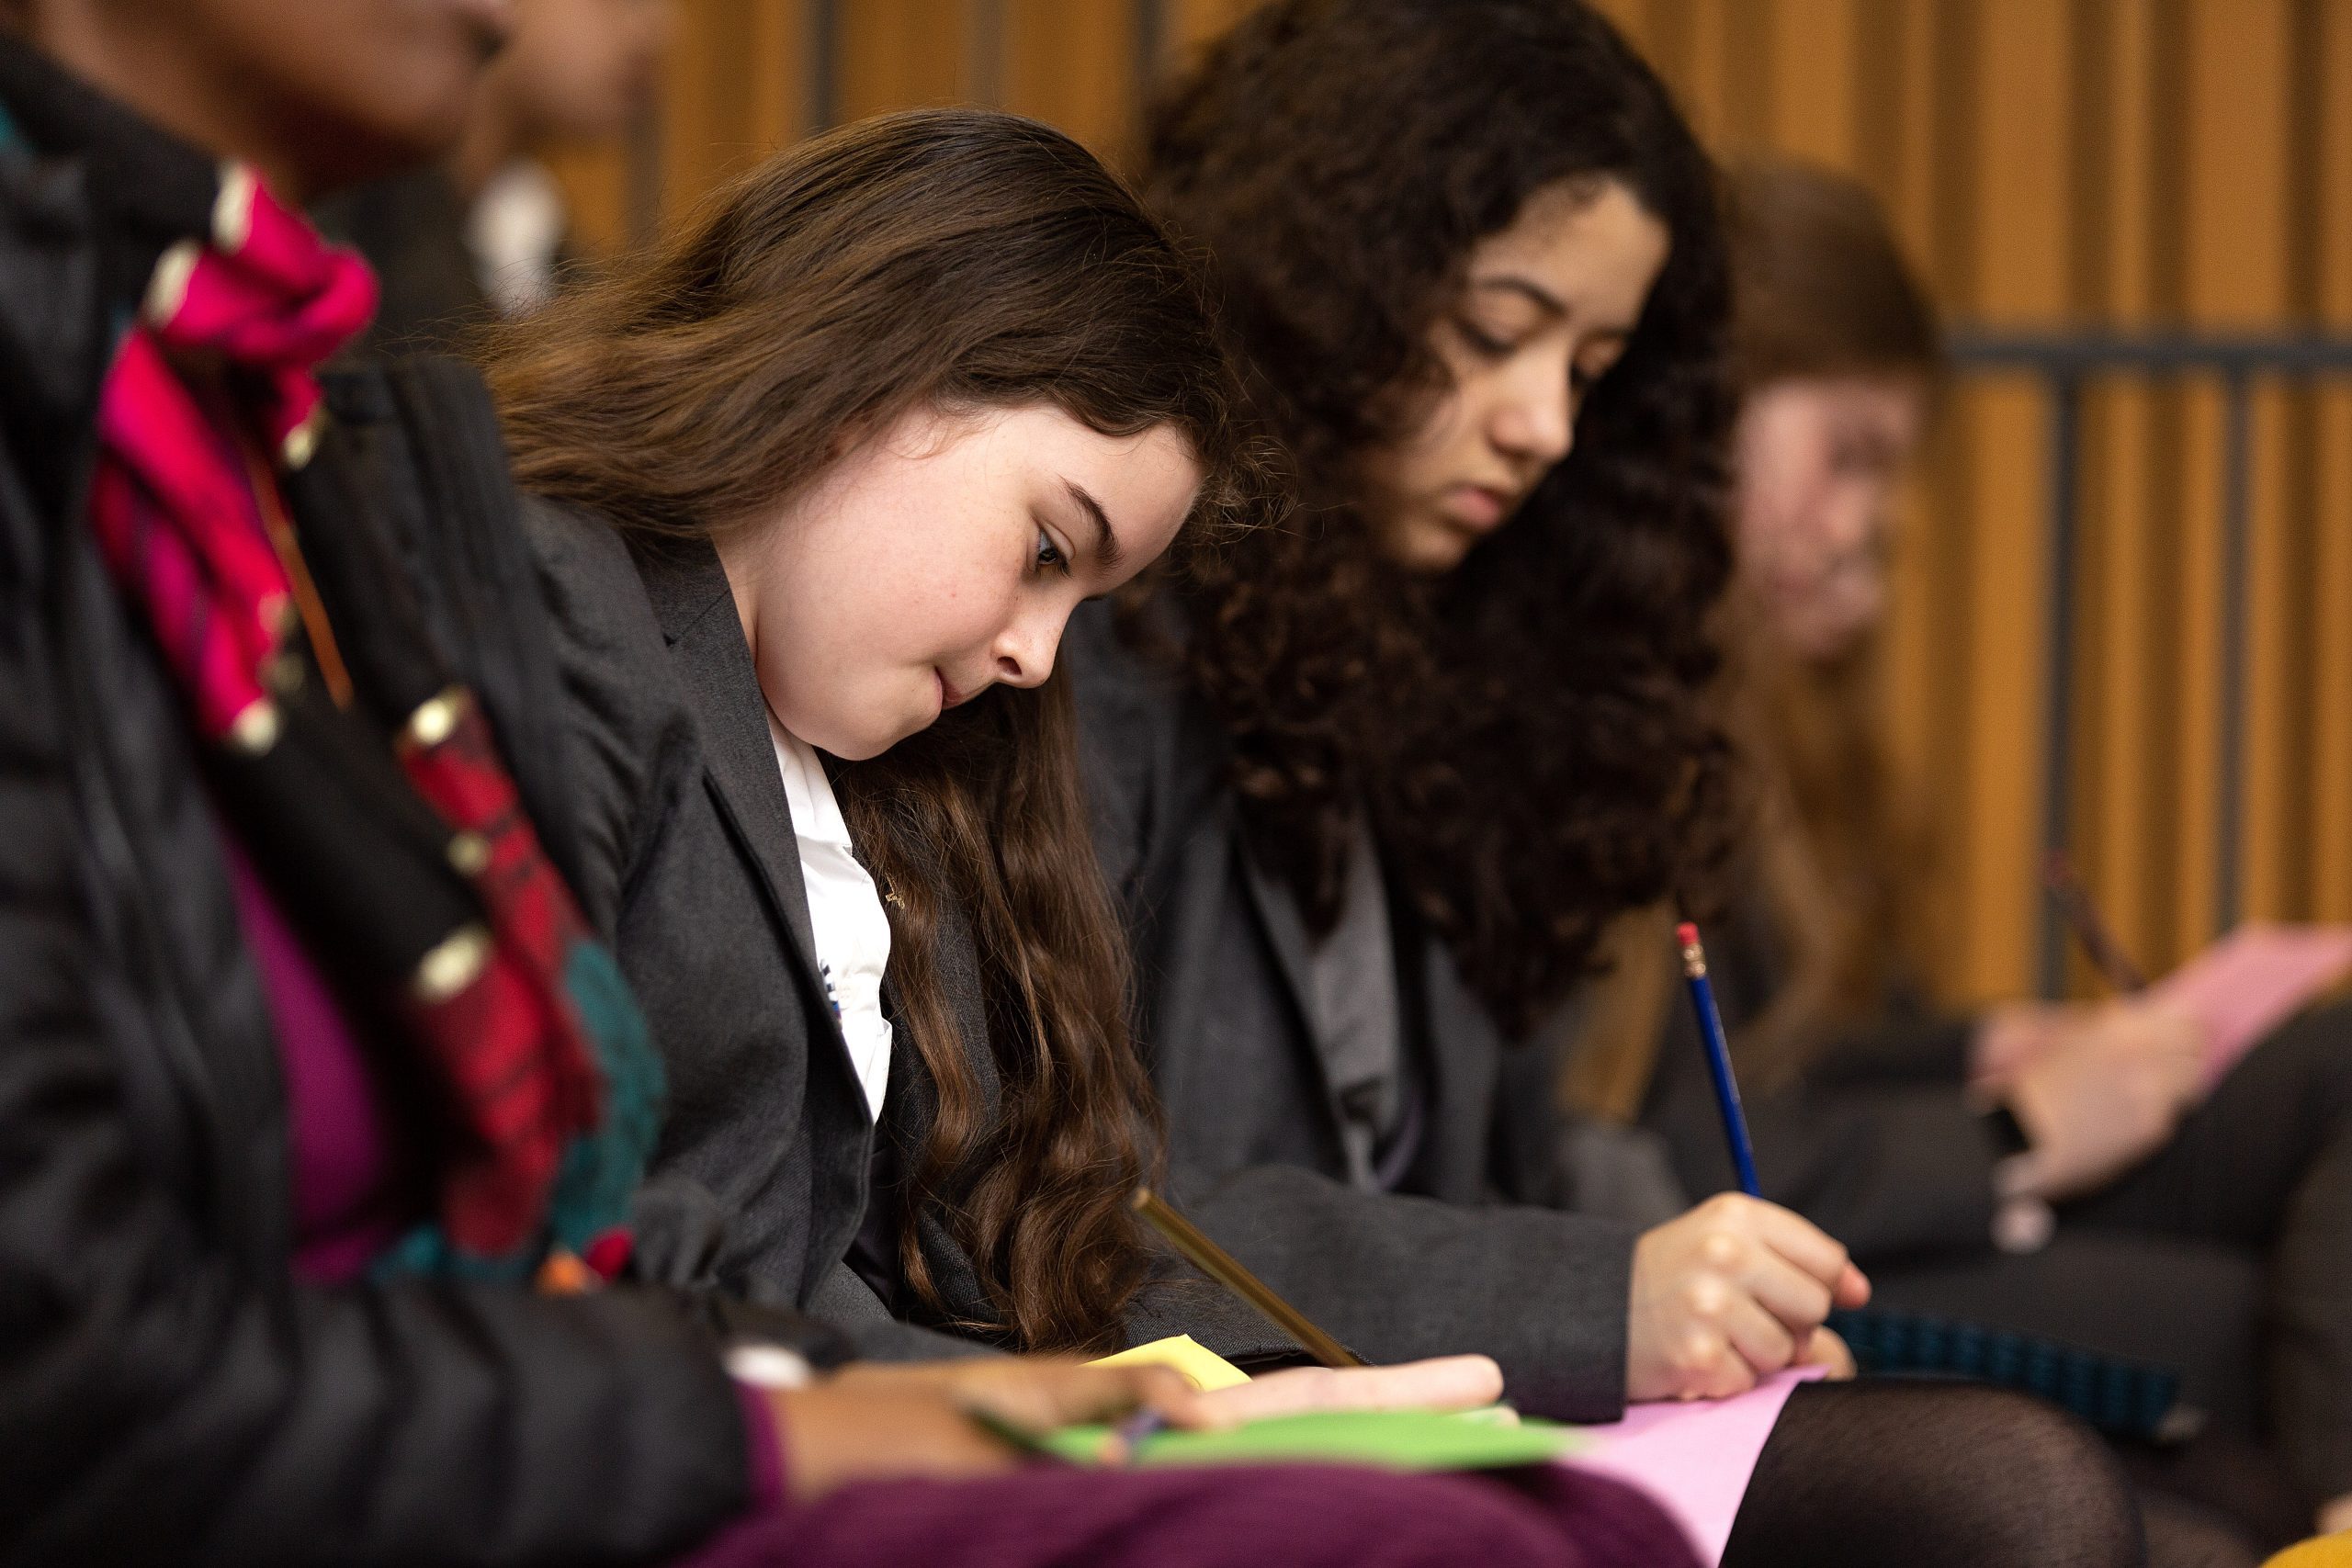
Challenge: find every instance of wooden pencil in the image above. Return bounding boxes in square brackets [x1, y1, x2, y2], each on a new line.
[1131, 1188, 1366, 1370]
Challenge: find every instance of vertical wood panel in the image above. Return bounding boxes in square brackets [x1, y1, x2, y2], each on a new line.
[837, 0, 973, 120]
[1872, 1, 1941, 933]
[2078, 0, 2162, 982]
[1949, 0, 2074, 998]
[1163, 0, 1259, 68]
[1767, 0, 1859, 169]
[1003, 0, 1138, 155]
[2312, 2, 2352, 921]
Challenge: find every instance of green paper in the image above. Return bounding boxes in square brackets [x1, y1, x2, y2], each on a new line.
[1041, 1408, 1587, 1471]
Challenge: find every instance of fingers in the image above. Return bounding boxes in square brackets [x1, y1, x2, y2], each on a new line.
[1709, 1282, 1799, 1380]
[1737, 1197, 1853, 1293]
[1203, 1356, 1504, 1424]
[1665, 1322, 1761, 1400]
[1721, 1235, 1833, 1332]
[1800, 1326, 1858, 1380]
[1834, 1260, 1872, 1308]
[961, 1359, 1204, 1433]
[1740, 1198, 1871, 1312]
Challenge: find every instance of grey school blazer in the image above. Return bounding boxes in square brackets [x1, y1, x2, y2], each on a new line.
[1067, 600, 1641, 1421]
[524, 501, 1288, 1362]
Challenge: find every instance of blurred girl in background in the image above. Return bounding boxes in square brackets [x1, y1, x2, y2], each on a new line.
[1570, 158, 2352, 1547]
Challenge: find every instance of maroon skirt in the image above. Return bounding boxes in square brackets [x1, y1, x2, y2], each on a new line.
[693, 1461, 1695, 1568]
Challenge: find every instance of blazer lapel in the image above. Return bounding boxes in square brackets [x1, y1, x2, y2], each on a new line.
[1409, 936, 1506, 1201]
[1237, 838, 1352, 1153]
[633, 539, 834, 1037]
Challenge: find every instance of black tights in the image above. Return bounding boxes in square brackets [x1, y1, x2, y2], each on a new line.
[1721, 1382, 2143, 1568]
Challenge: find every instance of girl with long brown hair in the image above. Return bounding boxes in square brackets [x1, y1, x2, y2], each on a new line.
[490, 103, 1518, 1419]
[1584, 157, 2352, 1550]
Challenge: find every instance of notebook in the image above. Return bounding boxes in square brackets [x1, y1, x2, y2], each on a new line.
[2147, 922, 2352, 1090]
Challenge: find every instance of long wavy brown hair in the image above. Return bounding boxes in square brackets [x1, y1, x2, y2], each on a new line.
[489, 109, 1270, 1351]
[1565, 162, 1944, 1115]
[1144, 0, 1739, 1040]
[1720, 161, 1943, 1084]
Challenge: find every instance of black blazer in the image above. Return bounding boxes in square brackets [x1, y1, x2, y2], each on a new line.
[524, 504, 1289, 1360]
[1068, 600, 1643, 1421]
[0, 42, 780, 1555]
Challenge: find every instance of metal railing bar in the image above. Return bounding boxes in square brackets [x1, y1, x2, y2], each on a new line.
[1943, 331, 2352, 985]
[2037, 376, 2084, 998]
[2215, 372, 2254, 938]
[1950, 331, 2352, 376]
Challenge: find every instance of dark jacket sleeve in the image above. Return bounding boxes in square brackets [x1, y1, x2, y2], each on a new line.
[513, 496, 700, 945]
[1067, 604, 1637, 1421]
[1644, 984, 2002, 1262]
[1181, 1168, 1637, 1419]
[0, 486, 757, 1568]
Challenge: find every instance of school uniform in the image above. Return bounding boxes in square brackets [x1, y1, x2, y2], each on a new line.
[1064, 601, 1639, 1421]
[523, 503, 1294, 1360]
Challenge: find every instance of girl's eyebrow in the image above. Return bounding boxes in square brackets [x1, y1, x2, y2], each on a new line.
[1065, 480, 1125, 570]
[1471, 275, 1567, 317]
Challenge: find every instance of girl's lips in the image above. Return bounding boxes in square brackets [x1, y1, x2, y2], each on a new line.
[1441, 483, 1514, 531]
[937, 670, 973, 709]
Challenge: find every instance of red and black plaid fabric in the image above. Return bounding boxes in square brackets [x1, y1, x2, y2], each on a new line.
[86, 161, 656, 1275]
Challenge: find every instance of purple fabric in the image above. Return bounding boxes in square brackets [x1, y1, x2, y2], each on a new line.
[669, 1387, 790, 1566]
[684, 1460, 1698, 1568]
[221, 840, 409, 1281]
[734, 1383, 786, 1514]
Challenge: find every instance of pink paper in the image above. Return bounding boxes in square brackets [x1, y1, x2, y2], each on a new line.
[1563, 1367, 1825, 1565]
[2147, 922, 2352, 1091]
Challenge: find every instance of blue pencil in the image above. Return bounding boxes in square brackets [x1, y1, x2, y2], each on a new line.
[1677, 920, 1760, 1197]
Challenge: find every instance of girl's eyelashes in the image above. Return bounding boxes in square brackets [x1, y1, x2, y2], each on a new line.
[1453, 317, 1518, 358]
[1033, 525, 1072, 576]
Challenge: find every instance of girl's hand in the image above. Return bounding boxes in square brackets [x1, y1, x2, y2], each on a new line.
[1796, 1325, 1857, 1380]
[768, 1359, 1202, 1500]
[2002, 1000, 2205, 1201]
[1625, 1193, 1871, 1402]
[1970, 1001, 2088, 1090]
[1195, 1355, 1505, 1425]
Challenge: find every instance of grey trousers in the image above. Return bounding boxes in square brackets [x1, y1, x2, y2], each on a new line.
[1871, 998, 2352, 1506]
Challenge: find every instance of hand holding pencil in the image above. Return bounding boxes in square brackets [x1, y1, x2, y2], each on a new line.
[1625, 1193, 1870, 1401]
[1623, 922, 1870, 1402]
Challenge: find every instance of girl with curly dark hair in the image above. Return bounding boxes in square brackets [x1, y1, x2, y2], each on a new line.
[1070, 2, 2154, 1563]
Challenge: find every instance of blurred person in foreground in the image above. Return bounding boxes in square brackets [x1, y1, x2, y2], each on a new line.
[1565, 159, 2352, 1548]
[317, 0, 671, 351]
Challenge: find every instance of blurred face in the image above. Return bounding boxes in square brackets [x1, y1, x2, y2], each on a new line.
[33, 0, 505, 194]
[723, 404, 1200, 761]
[1361, 177, 1670, 573]
[1734, 375, 1928, 662]
[492, 0, 672, 145]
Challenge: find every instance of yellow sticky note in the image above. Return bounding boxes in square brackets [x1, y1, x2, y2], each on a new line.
[1090, 1334, 1251, 1392]
[2265, 1532, 2352, 1568]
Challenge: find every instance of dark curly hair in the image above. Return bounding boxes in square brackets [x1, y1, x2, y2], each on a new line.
[1145, 0, 1739, 1039]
